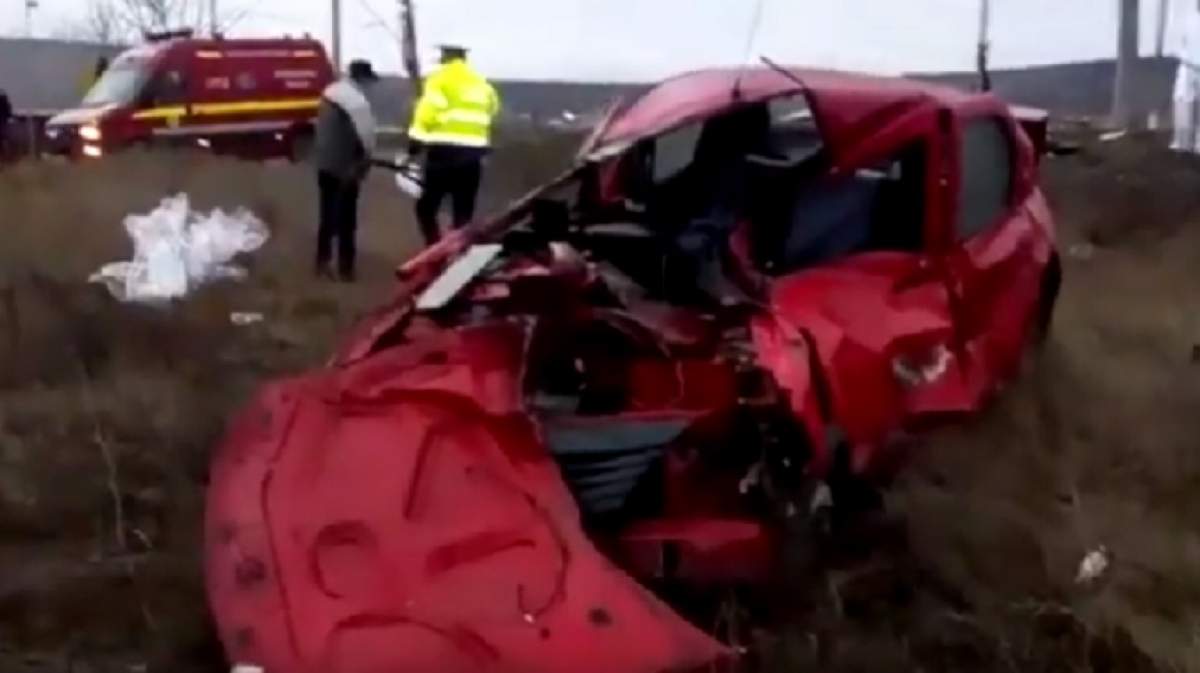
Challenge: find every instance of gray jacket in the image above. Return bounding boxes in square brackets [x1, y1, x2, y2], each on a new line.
[314, 98, 367, 182]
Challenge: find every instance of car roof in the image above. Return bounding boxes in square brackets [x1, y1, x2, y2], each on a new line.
[596, 66, 981, 157]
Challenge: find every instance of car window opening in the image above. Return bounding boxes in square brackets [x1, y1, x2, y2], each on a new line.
[493, 95, 927, 312]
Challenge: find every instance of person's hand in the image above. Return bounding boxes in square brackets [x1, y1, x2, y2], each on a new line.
[354, 159, 371, 182]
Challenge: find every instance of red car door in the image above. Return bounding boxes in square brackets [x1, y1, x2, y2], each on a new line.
[753, 110, 977, 476]
[940, 106, 1051, 392]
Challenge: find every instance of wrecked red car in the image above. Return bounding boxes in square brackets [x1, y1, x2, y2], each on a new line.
[205, 66, 1060, 673]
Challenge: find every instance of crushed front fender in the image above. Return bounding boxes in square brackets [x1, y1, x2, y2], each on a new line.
[205, 324, 728, 673]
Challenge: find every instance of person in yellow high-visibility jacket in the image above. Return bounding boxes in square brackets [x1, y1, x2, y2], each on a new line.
[407, 44, 500, 245]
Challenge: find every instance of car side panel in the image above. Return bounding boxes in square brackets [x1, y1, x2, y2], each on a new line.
[942, 105, 1057, 389]
[760, 254, 973, 478]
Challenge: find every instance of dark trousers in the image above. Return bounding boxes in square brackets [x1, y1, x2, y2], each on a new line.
[415, 145, 486, 245]
[316, 171, 362, 276]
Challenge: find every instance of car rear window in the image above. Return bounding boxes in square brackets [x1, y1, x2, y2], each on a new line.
[957, 117, 1014, 240]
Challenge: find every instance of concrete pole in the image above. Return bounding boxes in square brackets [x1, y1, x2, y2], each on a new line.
[210, 0, 218, 36]
[399, 0, 422, 83]
[1113, 0, 1141, 126]
[1157, 0, 1170, 56]
[332, 0, 343, 72]
[24, 0, 37, 38]
[977, 0, 992, 91]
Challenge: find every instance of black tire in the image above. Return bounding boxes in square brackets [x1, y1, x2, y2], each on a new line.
[1034, 253, 1062, 344]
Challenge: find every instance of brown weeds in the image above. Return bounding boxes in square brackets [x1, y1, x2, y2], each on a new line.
[1, 134, 1198, 672]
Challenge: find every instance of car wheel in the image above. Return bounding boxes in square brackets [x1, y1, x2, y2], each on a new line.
[1033, 253, 1062, 346]
[1017, 253, 1063, 381]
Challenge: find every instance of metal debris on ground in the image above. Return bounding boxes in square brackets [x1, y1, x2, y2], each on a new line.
[1075, 546, 1111, 584]
[1068, 242, 1095, 261]
[230, 312, 265, 326]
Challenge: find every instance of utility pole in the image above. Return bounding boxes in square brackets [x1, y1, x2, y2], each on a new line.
[1157, 0, 1170, 56]
[24, 0, 38, 38]
[1113, 0, 1140, 126]
[210, 0, 219, 37]
[976, 0, 992, 91]
[332, 0, 343, 72]
[399, 0, 422, 83]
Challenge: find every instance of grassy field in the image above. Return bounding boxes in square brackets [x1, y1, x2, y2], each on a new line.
[1, 132, 1199, 672]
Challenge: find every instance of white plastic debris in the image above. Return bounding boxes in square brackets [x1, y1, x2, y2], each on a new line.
[1075, 546, 1110, 585]
[738, 462, 763, 495]
[393, 152, 424, 199]
[230, 312, 265, 326]
[1099, 129, 1127, 143]
[89, 194, 269, 303]
[809, 483, 834, 515]
[1068, 242, 1095, 261]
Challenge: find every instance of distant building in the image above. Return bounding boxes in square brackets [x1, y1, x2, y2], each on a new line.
[0, 38, 123, 113]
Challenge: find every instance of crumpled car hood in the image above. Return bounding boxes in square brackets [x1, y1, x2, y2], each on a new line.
[205, 322, 728, 673]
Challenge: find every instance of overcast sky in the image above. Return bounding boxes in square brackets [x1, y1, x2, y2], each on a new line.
[0, 0, 1187, 81]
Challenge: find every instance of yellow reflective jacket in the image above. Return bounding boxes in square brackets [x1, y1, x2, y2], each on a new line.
[408, 59, 500, 148]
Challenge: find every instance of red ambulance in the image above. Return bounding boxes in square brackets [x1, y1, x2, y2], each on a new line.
[45, 30, 335, 160]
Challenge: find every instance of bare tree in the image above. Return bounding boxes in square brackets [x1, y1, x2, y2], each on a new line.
[52, 1, 124, 44]
[65, 0, 247, 44]
[81, 1, 125, 44]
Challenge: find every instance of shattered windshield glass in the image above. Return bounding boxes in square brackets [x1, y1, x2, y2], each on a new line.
[81, 58, 151, 107]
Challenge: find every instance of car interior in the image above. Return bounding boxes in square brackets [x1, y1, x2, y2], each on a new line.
[511, 94, 929, 311]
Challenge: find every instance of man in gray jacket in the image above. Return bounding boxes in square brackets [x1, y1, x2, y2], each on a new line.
[0, 88, 12, 160]
[314, 60, 379, 281]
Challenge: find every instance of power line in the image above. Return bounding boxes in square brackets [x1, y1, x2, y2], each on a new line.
[739, 0, 769, 67]
[732, 0, 769, 100]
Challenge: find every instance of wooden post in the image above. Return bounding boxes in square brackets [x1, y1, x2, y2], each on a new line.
[26, 116, 37, 159]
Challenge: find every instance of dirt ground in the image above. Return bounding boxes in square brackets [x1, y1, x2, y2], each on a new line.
[1, 131, 1198, 672]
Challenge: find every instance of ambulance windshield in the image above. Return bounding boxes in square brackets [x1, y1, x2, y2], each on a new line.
[82, 57, 152, 107]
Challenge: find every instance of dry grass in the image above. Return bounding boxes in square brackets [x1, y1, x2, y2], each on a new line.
[0, 151, 417, 672]
[0, 135, 577, 672]
[1, 133, 1198, 672]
